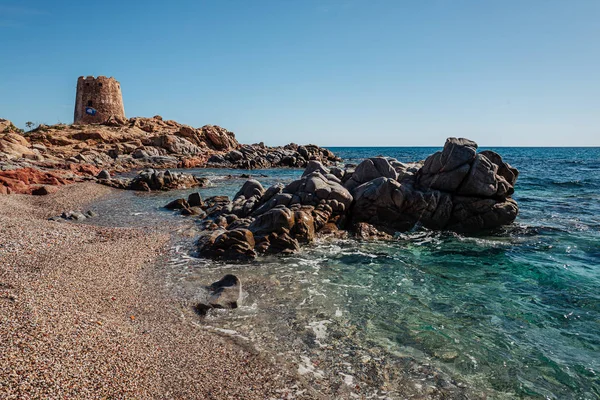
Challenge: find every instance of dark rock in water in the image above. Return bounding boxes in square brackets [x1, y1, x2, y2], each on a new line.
[249, 205, 295, 235]
[99, 169, 202, 192]
[291, 207, 316, 243]
[181, 207, 204, 216]
[164, 198, 189, 210]
[261, 231, 300, 254]
[208, 274, 242, 308]
[448, 196, 519, 232]
[354, 222, 394, 240]
[195, 274, 243, 315]
[207, 142, 341, 169]
[187, 192, 203, 207]
[164, 137, 519, 259]
[479, 150, 518, 189]
[198, 228, 256, 260]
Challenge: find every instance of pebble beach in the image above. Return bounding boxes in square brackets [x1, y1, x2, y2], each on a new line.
[0, 182, 307, 399]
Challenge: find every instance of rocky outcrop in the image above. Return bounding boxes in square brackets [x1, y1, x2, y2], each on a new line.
[0, 167, 93, 195]
[1, 116, 341, 195]
[99, 169, 207, 192]
[168, 138, 519, 260]
[208, 143, 341, 169]
[20, 116, 240, 172]
[0, 132, 37, 160]
[0, 119, 22, 134]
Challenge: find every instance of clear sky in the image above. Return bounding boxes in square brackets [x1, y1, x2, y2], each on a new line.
[1, 0, 599, 146]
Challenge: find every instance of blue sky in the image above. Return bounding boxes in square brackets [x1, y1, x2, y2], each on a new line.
[0, 0, 598, 146]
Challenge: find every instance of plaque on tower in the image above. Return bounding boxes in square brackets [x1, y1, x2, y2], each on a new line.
[85, 107, 97, 116]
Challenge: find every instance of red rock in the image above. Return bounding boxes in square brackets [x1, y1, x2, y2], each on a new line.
[0, 167, 73, 194]
[67, 163, 101, 177]
[177, 156, 208, 169]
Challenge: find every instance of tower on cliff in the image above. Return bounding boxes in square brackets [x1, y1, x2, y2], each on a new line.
[73, 76, 126, 124]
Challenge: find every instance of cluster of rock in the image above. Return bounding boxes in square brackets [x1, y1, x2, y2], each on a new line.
[18, 116, 240, 171]
[207, 143, 341, 169]
[1, 116, 340, 194]
[98, 169, 208, 192]
[49, 210, 97, 222]
[170, 138, 519, 260]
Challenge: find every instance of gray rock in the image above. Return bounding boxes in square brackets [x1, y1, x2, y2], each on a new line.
[234, 179, 264, 200]
[344, 157, 398, 192]
[96, 170, 111, 180]
[302, 160, 330, 177]
[448, 196, 518, 232]
[195, 274, 243, 315]
[207, 274, 242, 308]
[457, 154, 499, 198]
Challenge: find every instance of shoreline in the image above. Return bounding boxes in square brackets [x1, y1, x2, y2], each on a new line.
[0, 182, 307, 399]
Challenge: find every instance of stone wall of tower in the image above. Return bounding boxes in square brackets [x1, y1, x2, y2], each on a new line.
[73, 76, 126, 124]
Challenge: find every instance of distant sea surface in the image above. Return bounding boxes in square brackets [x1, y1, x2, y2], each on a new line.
[89, 147, 600, 399]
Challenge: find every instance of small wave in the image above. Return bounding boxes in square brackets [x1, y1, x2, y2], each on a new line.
[552, 180, 585, 188]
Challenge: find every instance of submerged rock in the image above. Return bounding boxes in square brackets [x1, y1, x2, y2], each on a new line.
[195, 274, 242, 315]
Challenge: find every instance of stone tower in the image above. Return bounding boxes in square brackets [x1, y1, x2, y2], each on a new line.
[73, 76, 126, 124]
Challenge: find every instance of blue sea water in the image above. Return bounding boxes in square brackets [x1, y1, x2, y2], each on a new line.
[87, 147, 600, 399]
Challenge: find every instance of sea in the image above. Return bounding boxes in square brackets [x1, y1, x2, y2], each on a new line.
[84, 147, 600, 399]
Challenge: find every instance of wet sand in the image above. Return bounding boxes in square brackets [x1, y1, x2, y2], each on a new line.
[0, 183, 308, 399]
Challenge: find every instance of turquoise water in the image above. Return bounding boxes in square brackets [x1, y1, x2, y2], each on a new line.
[87, 147, 600, 399]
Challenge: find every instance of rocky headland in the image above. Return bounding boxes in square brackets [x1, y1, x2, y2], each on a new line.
[0, 116, 339, 194]
[163, 138, 519, 260]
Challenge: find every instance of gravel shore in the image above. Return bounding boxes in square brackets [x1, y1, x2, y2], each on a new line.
[0, 183, 306, 399]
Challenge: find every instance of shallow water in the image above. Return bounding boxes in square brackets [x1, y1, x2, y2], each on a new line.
[86, 147, 600, 399]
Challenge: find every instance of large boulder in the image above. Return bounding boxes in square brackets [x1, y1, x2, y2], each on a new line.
[416, 138, 516, 202]
[234, 179, 265, 200]
[200, 125, 239, 151]
[447, 196, 519, 232]
[480, 150, 519, 187]
[0, 132, 36, 160]
[282, 171, 353, 214]
[249, 205, 295, 235]
[198, 228, 256, 260]
[344, 157, 398, 192]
